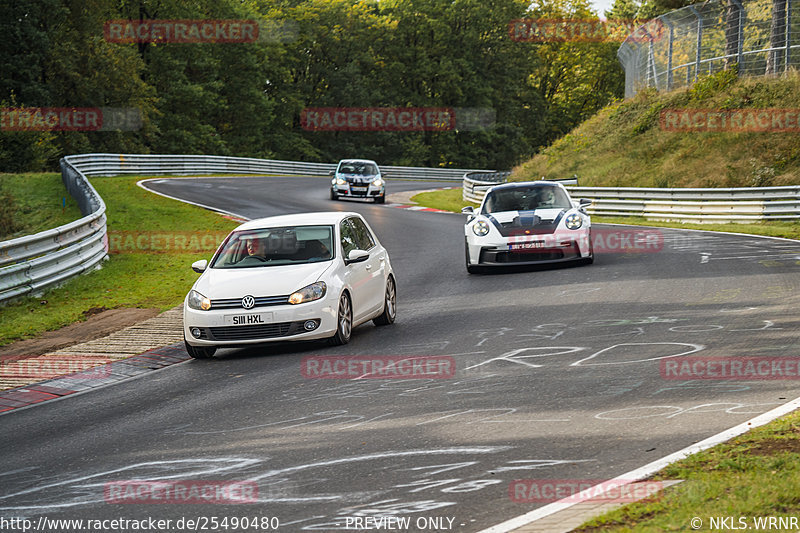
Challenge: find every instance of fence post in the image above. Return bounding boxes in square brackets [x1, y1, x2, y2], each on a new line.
[689, 6, 703, 82]
[649, 37, 658, 88]
[730, 0, 744, 66]
[665, 19, 674, 90]
[786, 0, 792, 71]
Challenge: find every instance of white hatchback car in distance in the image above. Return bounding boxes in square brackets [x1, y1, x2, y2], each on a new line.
[330, 159, 386, 203]
[183, 212, 396, 358]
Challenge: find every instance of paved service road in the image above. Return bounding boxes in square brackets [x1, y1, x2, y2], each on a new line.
[1, 176, 799, 532]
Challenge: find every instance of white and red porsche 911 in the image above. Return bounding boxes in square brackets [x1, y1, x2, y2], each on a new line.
[462, 181, 593, 273]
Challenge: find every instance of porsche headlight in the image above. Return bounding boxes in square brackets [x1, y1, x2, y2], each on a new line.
[188, 290, 212, 311]
[335, 177, 346, 186]
[288, 281, 327, 305]
[372, 178, 384, 187]
[472, 220, 490, 236]
[565, 213, 583, 230]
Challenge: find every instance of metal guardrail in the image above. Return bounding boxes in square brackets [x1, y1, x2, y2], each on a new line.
[462, 175, 800, 223]
[462, 171, 512, 203]
[618, 0, 800, 97]
[0, 154, 492, 303]
[0, 159, 107, 303]
[570, 185, 800, 221]
[66, 153, 491, 181]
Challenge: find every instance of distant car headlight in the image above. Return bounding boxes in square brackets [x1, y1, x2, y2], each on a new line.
[472, 220, 490, 236]
[288, 281, 327, 305]
[188, 290, 212, 311]
[335, 177, 346, 186]
[372, 178, 384, 187]
[565, 213, 583, 230]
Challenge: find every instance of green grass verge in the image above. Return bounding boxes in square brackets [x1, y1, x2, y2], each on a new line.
[411, 187, 479, 212]
[411, 188, 800, 241]
[0, 175, 238, 347]
[0, 173, 83, 240]
[573, 410, 800, 532]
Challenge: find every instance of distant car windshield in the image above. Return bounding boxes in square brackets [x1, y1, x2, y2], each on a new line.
[338, 162, 378, 176]
[483, 185, 572, 213]
[210, 225, 334, 268]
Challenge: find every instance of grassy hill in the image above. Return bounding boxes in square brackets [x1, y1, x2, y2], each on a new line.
[512, 70, 800, 188]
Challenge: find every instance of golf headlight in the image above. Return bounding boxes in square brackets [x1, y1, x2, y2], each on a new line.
[565, 213, 583, 230]
[336, 177, 346, 185]
[372, 178, 384, 187]
[288, 281, 327, 305]
[472, 220, 490, 236]
[188, 290, 212, 311]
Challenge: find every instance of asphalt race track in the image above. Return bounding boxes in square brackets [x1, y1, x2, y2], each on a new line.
[1, 176, 799, 532]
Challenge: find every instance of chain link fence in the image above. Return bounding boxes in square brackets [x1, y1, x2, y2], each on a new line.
[618, 0, 800, 97]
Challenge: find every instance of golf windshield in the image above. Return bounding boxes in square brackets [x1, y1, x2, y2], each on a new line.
[338, 162, 378, 176]
[211, 225, 334, 268]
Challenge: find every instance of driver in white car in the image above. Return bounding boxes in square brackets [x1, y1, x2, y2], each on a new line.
[245, 236, 266, 258]
[537, 188, 556, 208]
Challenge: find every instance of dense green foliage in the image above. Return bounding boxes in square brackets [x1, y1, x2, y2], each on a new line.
[1, 0, 625, 171]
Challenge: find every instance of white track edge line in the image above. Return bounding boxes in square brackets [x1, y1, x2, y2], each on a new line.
[598, 221, 800, 244]
[477, 394, 800, 533]
[136, 179, 252, 221]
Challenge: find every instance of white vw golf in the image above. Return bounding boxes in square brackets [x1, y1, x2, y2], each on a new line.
[183, 212, 396, 358]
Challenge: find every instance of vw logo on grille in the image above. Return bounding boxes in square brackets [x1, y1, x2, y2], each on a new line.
[241, 295, 256, 309]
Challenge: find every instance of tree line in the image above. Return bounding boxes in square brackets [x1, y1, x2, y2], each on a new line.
[2, 0, 679, 173]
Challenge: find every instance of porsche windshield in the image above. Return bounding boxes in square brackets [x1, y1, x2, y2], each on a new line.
[211, 225, 334, 268]
[483, 185, 572, 213]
